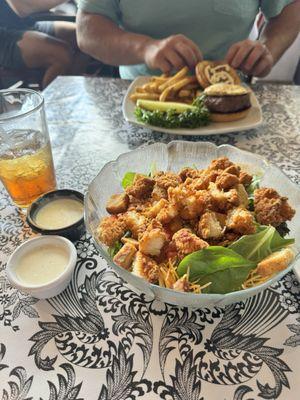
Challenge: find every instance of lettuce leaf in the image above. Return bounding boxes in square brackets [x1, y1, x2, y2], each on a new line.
[229, 225, 295, 263]
[121, 172, 136, 189]
[177, 246, 256, 294]
[135, 106, 209, 129]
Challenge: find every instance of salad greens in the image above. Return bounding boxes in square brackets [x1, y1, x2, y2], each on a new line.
[246, 174, 261, 196]
[245, 174, 261, 210]
[115, 166, 295, 295]
[122, 172, 136, 189]
[108, 241, 122, 258]
[229, 225, 294, 263]
[177, 246, 256, 294]
[135, 96, 210, 129]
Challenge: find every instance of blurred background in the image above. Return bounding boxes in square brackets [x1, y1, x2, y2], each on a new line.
[0, 0, 299, 90]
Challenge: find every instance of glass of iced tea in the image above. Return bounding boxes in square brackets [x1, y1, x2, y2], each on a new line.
[0, 89, 56, 207]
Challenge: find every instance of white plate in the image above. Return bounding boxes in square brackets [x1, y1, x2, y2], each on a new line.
[122, 76, 263, 136]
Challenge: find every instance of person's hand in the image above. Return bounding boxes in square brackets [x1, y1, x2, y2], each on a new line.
[143, 34, 203, 73]
[225, 39, 274, 77]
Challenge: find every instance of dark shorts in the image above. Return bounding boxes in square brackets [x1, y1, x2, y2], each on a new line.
[0, 22, 55, 69]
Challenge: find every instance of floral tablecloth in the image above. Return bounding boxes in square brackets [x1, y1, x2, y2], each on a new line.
[0, 77, 299, 400]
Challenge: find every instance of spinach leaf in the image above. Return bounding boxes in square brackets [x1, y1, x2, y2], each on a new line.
[229, 225, 294, 263]
[108, 241, 123, 258]
[121, 172, 136, 189]
[177, 246, 256, 294]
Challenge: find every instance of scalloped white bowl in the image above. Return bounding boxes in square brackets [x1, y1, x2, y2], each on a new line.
[85, 141, 300, 308]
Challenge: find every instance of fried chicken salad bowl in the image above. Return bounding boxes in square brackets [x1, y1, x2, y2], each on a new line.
[85, 141, 300, 307]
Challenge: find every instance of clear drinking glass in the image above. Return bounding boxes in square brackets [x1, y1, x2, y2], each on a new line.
[0, 89, 56, 207]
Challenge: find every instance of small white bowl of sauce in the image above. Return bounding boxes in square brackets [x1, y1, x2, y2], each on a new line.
[27, 190, 85, 241]
[6, 236, 77, 299]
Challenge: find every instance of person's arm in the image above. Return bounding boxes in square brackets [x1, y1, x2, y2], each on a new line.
[76, 11, 202, 73]
[6, 0, 67, 17]
[226, 1, 300, 77]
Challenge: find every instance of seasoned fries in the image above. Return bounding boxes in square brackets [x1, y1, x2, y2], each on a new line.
[130, 67, 203, 105]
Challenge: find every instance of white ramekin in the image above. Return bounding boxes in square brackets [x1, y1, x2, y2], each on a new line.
[6, 235, 77, 299]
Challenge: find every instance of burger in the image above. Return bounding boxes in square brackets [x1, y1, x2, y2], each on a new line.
[203, 83, 251, 122]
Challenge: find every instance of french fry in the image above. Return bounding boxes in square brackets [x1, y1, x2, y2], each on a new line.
[159, 76, 197, 102]
[159, 66, 189, 92]
[141, 83, 154, 92]
[130, 92, 160, 102]
[149, 82, 160, 93]
[150, 76, 169, 83]
[135, 87, 147, 93]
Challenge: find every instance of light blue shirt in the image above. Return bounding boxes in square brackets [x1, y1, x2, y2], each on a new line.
[79, 0, 293, 79]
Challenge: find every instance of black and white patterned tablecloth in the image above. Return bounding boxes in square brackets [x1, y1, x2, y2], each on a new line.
[0, 77, 299, 400]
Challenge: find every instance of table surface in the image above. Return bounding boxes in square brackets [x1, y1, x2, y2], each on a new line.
[0, 77, 300, 400]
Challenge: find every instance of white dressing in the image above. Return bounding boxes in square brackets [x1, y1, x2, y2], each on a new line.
[15, 245, 69, 285]
[35, 198, 83, 229]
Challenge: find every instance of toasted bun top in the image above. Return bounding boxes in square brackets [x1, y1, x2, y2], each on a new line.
[204, 83, 249, 96]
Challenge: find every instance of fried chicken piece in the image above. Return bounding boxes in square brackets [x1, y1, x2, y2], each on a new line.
[106, 193, 129, 214]
[124, 211, 148, 239]
[131, 251, 159, 283]
[154, 171, 182, 190]
[127, 196, 152, 212]
[121, 237, 139, 248]
[254, 188, 295, 227]
[126, 175, 154, 199]
[152, 184, 168, 201]
[239, 171, 253, 185]
[173, 228, 208, 259]
[179, 167, 200, 181]
[113, 243, 137, 270]
[224, 165, 240, 176]
[198, 211, 224, 239]
[165, 217, 184, 235]
[173, 275, 190, 292]
[179, 191, 212, 220]
[236, 183, 249, 208]
[146, 199, 168, 218]
[187, 171, 219, 191]
[163, 240, 178, 260]
[216, 172, 239, 191]
[226, 207, 256, 235]
[257, 248, 295, 277]
[97, 215, 126, 247]
[209, 183, 239, 212]
[168, 185, 191, 205]
[139, 222, 167, 256]
[209, 157, 234, 171]
[157, 203, 179, 224]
